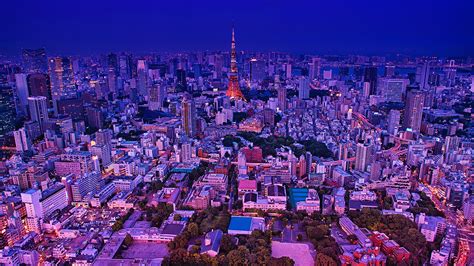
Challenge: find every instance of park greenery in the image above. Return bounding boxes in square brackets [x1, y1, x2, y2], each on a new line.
[111, 208, 135, 232]
[143, 202, 174, 228]
[348, 208, 431, 265]
[237, 131, 332, 158]
[408, 192, 445, 217]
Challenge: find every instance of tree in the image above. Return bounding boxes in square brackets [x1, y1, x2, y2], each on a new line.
[220, 234, 236, 255]
[112, 220, 123, 232]
[187, 222, 200, 237]
[315, 253, 337, 266]
[269, 257, 295, 266]
[123, 233, 133, 246]
[227, 246, 250, 265]
[297, 233, 303, 241]
[173, 214, 182, 221]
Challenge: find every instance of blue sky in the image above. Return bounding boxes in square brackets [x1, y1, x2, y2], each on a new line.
[1, 0, 473, 56]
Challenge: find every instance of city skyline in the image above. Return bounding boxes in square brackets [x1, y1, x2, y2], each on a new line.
[2, 0, 474, 56]
[0, 1, 472, 265]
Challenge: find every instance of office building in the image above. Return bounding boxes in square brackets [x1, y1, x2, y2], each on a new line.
[378, 78, 408, 102]
[298, 76, 310, 99]
[276, 75, 286, 111]
[14, 128, 31, 152]
[27, 96, 48, 132]
[48, 57, 76, 100]
[387, 109, 401, 135]
[14, 74, 29, 114]
[355, 143, 373, 172]
[181, 95, 197, 137]
[364, 66, 378, 95]
[403, 90, 424, 132]
[22, 48, 48, 73]
[27, 73, 51, 107]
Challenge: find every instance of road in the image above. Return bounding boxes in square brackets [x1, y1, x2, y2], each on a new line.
[426, 185, 474, 265]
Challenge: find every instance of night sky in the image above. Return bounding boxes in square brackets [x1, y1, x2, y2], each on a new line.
[2, 0, 473, 56]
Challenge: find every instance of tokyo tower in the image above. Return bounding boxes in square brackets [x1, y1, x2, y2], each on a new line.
[226, 27, 245, 101]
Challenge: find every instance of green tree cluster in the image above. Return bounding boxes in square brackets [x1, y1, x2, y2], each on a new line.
[348, 208, 430, 264]
[112, 208, 135, 232]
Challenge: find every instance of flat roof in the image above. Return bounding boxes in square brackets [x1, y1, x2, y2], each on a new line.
[161, 223, 185, 235]
[228, 216, 252, 231]
[289, 188, 309, 209]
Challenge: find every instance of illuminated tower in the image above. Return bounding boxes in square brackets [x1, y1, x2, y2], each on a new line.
[226, 27, 245, 100]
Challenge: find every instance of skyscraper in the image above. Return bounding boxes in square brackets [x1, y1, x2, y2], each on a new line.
[355, 143, 372, 172]
[309, 57, 321, 80]
[276, 75, 287, 111]
[378, 78, 409, 102]
[27, 73, 52, 107]
[226, 27, 245, 100]
[250, 58, 265, 82]
[28, 96, 49, 132]
[181, 95, 197, 137]
[403, 90, 425, 132]
[363, 66, 378, 95]
[387, 109, 401, 135]
[176, 69, 188, 92]
[305, 151, 312, 175]
[14, 127, 31, 152]
[137, 59, 148, 96]
[14, 73, 29, 114]
[298, 76, 310, 99]
[48, 57, 76, 101]
[416, 61, 431, 89]
[0, 86, 17, 135]
[22, 48, 48, 73]
[148, 84, 166, 111]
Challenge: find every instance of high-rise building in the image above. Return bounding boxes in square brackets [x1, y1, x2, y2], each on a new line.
[276, 75, 287, 111]
[250, 58, 265, 82]
[298, 76, 310, 99]
[355, 143, 372, 172]
[27, 73, 52, 107]
[238, 151, 247, 175]
[119, 54, 133, 80]
[378, 78, 409, 102]
[181, 142, 192, 162]
[148, 84, 166, 111]
[309, 58, 321, 80]
[226, 27, 245, 101]
[416, 61, 431, 89]
[13, 127, 31, 152]
[363, 66, 378, 95]
[27, 96, 49, 132]
[96, 129, 113, 147]
[86, 107, 104, 130]
[387, 109, 401, 135]
[181, 95, 197, 137]
[176, 69, 188, 92]
[137, 59, 148, 96]
[56, 97, 84, 121]
[22, 48, 48, 73]
[305, 151, 313, 175]
[0, 86, 17, 135]
[48, 57, 76, 101]
[14, 74, 29, 114]
[403, 90, 424, 132]
[107, 53, 119, 75]
[385, 64, 395, 77]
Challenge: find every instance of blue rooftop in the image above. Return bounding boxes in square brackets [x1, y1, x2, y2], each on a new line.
[228, 216, 252, 231]
[289, 188, 309, 209]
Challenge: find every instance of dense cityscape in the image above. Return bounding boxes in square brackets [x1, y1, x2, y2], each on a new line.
[0, 4, 474, 265]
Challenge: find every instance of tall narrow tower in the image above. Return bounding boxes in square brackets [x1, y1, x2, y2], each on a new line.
[226, 27, 245, 101]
